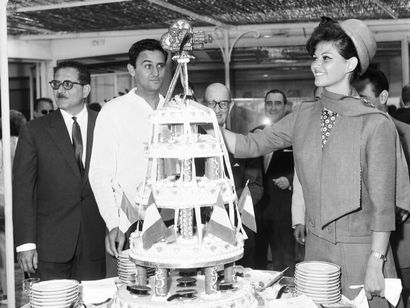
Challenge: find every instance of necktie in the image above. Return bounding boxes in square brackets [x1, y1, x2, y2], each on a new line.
[72, 116, 84, 175]
[320, 108, 338, 148]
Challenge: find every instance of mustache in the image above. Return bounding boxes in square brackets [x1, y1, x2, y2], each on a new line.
[57, 93, 68, 99]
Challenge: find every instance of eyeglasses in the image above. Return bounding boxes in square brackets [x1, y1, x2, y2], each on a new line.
[40, 110, 54, 115]
[49, 80, 84, 90]
[206, 100, 230, 110]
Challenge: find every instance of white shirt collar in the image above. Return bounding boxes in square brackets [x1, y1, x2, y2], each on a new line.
[60, 105, 87, 123]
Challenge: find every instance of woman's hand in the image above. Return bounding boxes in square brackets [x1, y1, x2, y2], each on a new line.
[364, 255, 385, 300]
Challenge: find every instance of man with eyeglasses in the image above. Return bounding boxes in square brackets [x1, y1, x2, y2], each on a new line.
[89, 39, 168, 258]
[34, 97, 54, 119]
[202, 83, 263, 268]
[13, 61, 106, 281]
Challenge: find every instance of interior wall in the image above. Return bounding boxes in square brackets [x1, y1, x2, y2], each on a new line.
[1, 63, 33, 119]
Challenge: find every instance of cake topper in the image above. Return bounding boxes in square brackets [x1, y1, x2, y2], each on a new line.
[158, 19, 210, 108]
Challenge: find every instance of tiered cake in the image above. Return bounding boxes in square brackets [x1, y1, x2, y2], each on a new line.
[110, 20, 257, 308]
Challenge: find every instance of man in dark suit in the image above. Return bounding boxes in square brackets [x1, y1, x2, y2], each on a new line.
[13, 61, 106, 281]
[202, 83, 264, 268]
[354, 69, 410, 307]
[392, 82, 410, 123]
[253, 89, 296, 273]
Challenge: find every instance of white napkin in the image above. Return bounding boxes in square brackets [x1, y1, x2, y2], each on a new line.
[81, 277, 117, 305]
[347, 278, 402, 308]
[266, 294, 317, 308]
[385, 278, 402, 307]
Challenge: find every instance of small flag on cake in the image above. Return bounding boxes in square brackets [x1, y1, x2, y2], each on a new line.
[141, 203, 169, 249]
[237, 185, 257, 233]
[206, 192, 236, 245]
[119, 192, 140, 233]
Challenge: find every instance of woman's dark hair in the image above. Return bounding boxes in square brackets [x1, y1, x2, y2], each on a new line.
[264, 89, 287, 105]
[306, 17, 361, 80]
[128, 39, 167, 68]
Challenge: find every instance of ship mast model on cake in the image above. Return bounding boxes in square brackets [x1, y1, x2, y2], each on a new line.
[111, 20, 257, 308]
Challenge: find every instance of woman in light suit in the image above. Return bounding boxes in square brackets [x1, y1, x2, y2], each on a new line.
[221, 17, 410, 308]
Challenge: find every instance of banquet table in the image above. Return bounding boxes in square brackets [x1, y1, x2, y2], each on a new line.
[19, 269, 360, 308]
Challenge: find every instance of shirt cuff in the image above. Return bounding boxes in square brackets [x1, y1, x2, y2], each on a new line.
[16, 243, 36, 252]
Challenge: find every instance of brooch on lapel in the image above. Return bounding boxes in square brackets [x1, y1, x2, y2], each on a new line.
[360, 97, 375, 108]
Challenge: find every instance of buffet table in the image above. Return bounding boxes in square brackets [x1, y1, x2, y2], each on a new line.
[20, 271, 356, 308]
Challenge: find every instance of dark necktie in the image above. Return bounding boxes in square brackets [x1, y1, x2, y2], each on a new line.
[72, 116, 84, 175]
[320, 108, 338, 148]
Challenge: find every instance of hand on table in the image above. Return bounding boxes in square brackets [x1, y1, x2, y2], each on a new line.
[17, 249, 38, 274]
[105, 227, 125, 258]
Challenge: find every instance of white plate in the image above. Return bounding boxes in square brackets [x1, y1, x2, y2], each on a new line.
[295, 278, 340, 287]
[30, 302, 74, 308]
[295, 270, 340, 280]
[30, 296, 77, 305]
[31, 289, 78, 299]
[296, 261, 340, 274]
[310, 295, 341, 304]
[296, 287, 340, 297]
[296, 282, 340, 292]
[31, 280, 79, 292]
[31, 284, 78, 294]
[303, 293, 341, 301]
[30, 296, 77, 306]
[295, 276, 340, 287]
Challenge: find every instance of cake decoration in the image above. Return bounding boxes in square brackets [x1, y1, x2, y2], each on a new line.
[111, 19, 257, 308]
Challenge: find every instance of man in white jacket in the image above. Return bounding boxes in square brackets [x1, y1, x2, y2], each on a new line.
[89, 39, 167, 258]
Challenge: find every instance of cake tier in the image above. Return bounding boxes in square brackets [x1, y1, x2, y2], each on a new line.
[152, 178, 236, 208]
[147, 135, 220, 158]
[111, 274, 257, 308]
[149, 104, 213, 124]
[129, 233, 244, 268]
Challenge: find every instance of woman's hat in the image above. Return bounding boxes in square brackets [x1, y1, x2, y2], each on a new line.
[339, 19, 376, 75]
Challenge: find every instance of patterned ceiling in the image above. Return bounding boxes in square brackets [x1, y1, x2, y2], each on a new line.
[6, 0, 410, 36]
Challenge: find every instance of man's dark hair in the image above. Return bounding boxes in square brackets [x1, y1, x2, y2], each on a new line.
[402, 83, 410, 106]
[356, 68, 389, 97]
[34, 97, 53, 111]
[128, 39, 167, 68]
[54, 61, 91, 85]
[264, 89, 287, 105]
[88, 102, 102, 112]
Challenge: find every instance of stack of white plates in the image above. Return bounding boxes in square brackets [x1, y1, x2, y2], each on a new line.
[30, 279, 79, 308]
[117, 250, 155, 283]
[295, 261, 341, 304]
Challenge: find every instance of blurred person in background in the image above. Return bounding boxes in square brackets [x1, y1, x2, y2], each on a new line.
[0, 110, 27, 299]
[202, 83, 263, 268]
[393, 82, 410, 124]
[34, 97, 54, 119]
[252, 89, 296, 273]
[354, 69, 410, 307]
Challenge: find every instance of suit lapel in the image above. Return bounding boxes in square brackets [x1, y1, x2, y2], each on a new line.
[82, 109, 97, 188]
[48, 109, 82, 178]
